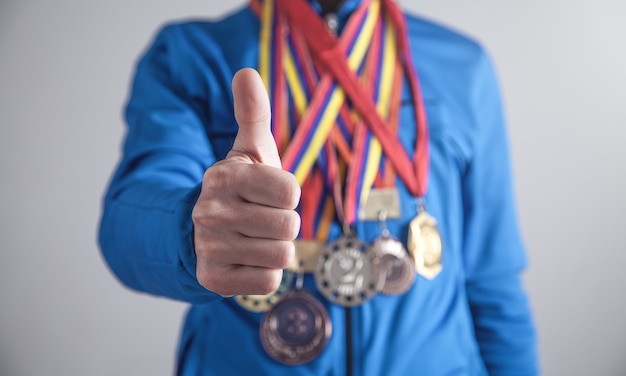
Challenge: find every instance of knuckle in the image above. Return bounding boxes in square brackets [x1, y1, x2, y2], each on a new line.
[289, 211, 301, 239]
[197, 268, 218, 291]
[277, 211, 300, 240]
[195, 243, 229, 292]
[272, 241, 295, 269]
[193, 237, 219, 260]
[198, 267, 233, 296]
[192, 208, 222, 235]
[201, 211, 223, 231]
[192, 202, 216, 226]
[203, 163, 234, 191]
[257, 270, 282, 295]
[273, 172, 301, 209]
[283, 174, 301, 209]
[192, 196, 237, 233]
[191, 206, 202, 225]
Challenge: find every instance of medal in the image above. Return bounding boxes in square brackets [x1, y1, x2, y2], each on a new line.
[407, 203, 443, 280]
[236, 269, 294, 312]
[371, 210, 415, 295]
[260, 270, 331, 365]
[314, 233, 383, 306]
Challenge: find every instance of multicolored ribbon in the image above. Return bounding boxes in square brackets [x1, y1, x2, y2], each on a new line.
[251, 0, 426, 241]
[278, 0, 430, 196]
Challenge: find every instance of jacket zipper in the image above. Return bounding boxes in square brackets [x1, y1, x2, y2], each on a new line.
[345, 307, 353, 376]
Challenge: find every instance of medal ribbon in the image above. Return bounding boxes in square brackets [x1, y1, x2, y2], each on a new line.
[259, 0, 290, 153]
[262, 0, 388, 235]
[254, 0, 418, 239]
[279, 0, 379, 185]
[263, 0, 400, 193]
[281, 0, 399, 227]
[351, 13, 400, 221]
[278, 0, 430, 199]
[275, 0, 379, 236]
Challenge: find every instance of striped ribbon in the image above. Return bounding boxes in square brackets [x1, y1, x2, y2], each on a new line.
[252, 0, 410, 240]
[279, 0, 431, 199]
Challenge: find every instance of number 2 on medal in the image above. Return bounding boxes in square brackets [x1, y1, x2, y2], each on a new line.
[339, 253, 364, 289]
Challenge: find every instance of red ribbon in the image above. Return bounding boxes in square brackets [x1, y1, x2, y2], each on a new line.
[276, 0, 430, 199]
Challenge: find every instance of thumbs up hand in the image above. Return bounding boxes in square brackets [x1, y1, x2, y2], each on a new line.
[192, 68, 301, 297]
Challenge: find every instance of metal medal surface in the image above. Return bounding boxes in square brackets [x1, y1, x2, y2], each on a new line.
[314, 235, 382, 307]
[407, 211, 443, 280]
[359, 188, 402, 221]
[260, 289, 332, 365]
[370, 236, 415, 295]
[235, 270, 294, 312]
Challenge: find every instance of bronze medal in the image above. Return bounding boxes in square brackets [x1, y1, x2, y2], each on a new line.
[235, 270, 294, 312]
[314, 235, 383, 307]
[260, 289, 332, 365]
[407, 210, 443, 280]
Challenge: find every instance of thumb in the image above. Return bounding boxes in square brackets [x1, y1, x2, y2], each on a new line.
[230, 68, 281, 168]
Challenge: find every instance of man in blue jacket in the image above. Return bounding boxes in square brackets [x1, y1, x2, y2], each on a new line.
[99, 0, 539, 374]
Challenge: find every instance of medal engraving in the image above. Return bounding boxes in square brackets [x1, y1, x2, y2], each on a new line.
[260, 290, 331, 365]
[236, 270, 293, 312]
[370, 237, 415, 295]
[314, 235, 382, 306]
[408, 211, 443, 279]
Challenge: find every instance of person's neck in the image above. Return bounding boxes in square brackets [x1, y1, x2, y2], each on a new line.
[316, 0, 345, 14]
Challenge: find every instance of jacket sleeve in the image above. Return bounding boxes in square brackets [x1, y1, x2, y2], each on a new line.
[98, 25, 222, 304]
[461, 51, 539, 374]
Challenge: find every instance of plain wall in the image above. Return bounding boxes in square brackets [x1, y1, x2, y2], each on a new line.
[1, 0, 624, 375]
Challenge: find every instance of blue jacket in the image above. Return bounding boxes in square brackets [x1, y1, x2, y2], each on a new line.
[99, 1, 539, 374]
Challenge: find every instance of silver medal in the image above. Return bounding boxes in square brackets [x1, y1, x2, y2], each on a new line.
[314, 235, 383, 307]
[371, 210, 415, 295]
[370, 237, 415, 295]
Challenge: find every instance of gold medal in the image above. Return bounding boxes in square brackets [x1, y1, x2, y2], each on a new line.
[314, 234, 383, 307]
[407, 210, 443, 280]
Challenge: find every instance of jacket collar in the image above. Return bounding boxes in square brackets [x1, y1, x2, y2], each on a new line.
[308, 0, 363, 33]
[309, 0, 362, 15]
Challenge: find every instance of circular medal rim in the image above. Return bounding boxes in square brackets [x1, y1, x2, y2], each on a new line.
[371, 237, 416, 295]
[314, 236, 381, 307]
[260, 289, 332, 365]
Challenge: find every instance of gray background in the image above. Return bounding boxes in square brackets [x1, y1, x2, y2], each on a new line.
[1, 0, 624, 375]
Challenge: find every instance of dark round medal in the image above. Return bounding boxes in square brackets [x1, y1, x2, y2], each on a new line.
[260, 290, 331, 365]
